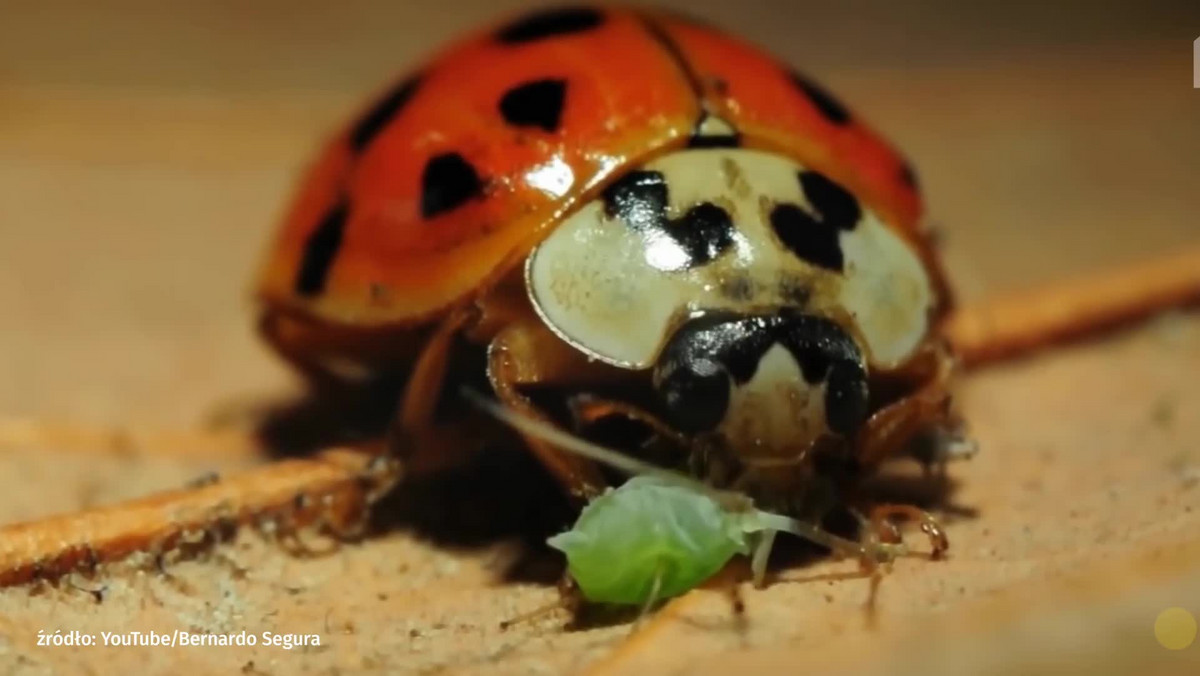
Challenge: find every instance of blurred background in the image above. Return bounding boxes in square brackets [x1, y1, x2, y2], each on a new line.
[1, 2, 1198, 672]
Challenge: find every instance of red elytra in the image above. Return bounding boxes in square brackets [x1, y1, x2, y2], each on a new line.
[255, 6, 949, 344]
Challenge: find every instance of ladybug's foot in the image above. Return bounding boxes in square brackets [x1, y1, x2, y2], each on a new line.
[359, 453, 403, 505]
[869, 504, 949, 560]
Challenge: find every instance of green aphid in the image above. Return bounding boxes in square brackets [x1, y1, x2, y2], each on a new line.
[548, 476, 752, 605]
[463, 390, 890, 609]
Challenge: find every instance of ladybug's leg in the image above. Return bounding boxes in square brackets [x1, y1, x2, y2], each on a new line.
[851, 338, 967, 556]
[868, 504, 949, 559]
[486, 319, 610, 501]
[388, 307, 491, 475]
[566, 395, 689, 448]
[390, 280, 613, 500]
[853, 338, 962, 471]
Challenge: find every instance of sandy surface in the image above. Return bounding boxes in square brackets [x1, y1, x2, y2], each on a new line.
[1, 2, 1199, 673]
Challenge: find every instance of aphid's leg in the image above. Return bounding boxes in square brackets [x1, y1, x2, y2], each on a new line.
[725, 578, 749, 639]
[727, 580, 746, 617]
[631, 563, 666, 634]
[500, 573, 578, 631]
[748, 530, 777, 589]
[753, 511, 905, 573]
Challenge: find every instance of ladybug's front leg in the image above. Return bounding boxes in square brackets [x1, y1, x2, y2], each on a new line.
[486, 319, 611, 502]
[851, 338, 969, 557]
[853, 337, 964, 471]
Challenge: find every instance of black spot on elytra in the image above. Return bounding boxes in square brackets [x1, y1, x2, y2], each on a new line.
[295, 201, 349, 296]
[770, 171, 861, 272]
[602, 170, 735, 271]
[899, 161, 920, 190]
[349, 75, 421, 152]
[791, 72, 851, 126]
[499, 78, 567, 132]
[421, 153, 484, 219]
[496, 7, 604, 43]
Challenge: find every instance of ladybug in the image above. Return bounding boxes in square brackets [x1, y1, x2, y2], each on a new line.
[255, 6, 967, 546]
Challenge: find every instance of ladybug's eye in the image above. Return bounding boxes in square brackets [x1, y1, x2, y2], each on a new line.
[653, 311, 870, 460]
[824, 361, 870, 437]
[656, 362, 730, 434]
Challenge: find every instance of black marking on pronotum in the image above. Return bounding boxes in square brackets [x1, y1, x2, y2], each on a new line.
[603, 170, 667, 226]
[499, 78, 568, 132]
[790, 71, 851, 126]
[496, 7, 605, 43]
[770, 171, 861, 271]
[769, 203, 844, 272]
[674, 203, 735, 265]
[800, 171, 861, 230]
[654, 312, 869, 436]
[349, 75, 421, 152]
[295, 201, 349, 296]
[420, 152, 484, 219]
[602, 170, 735, 271]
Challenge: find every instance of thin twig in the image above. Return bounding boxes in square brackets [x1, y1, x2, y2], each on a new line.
[945, 245, 1200, 369]
[0, 448, 381, 587]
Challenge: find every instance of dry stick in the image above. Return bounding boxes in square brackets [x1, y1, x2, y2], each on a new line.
[1, 247, 1198, 590]
[945, 245, 1200, 370]
[0, 449, 378, 587]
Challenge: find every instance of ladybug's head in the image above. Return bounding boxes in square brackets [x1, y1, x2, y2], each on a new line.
[652, 311, 869, 470]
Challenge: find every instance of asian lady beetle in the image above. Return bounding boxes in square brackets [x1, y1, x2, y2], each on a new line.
[255, 6, 966, 553]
